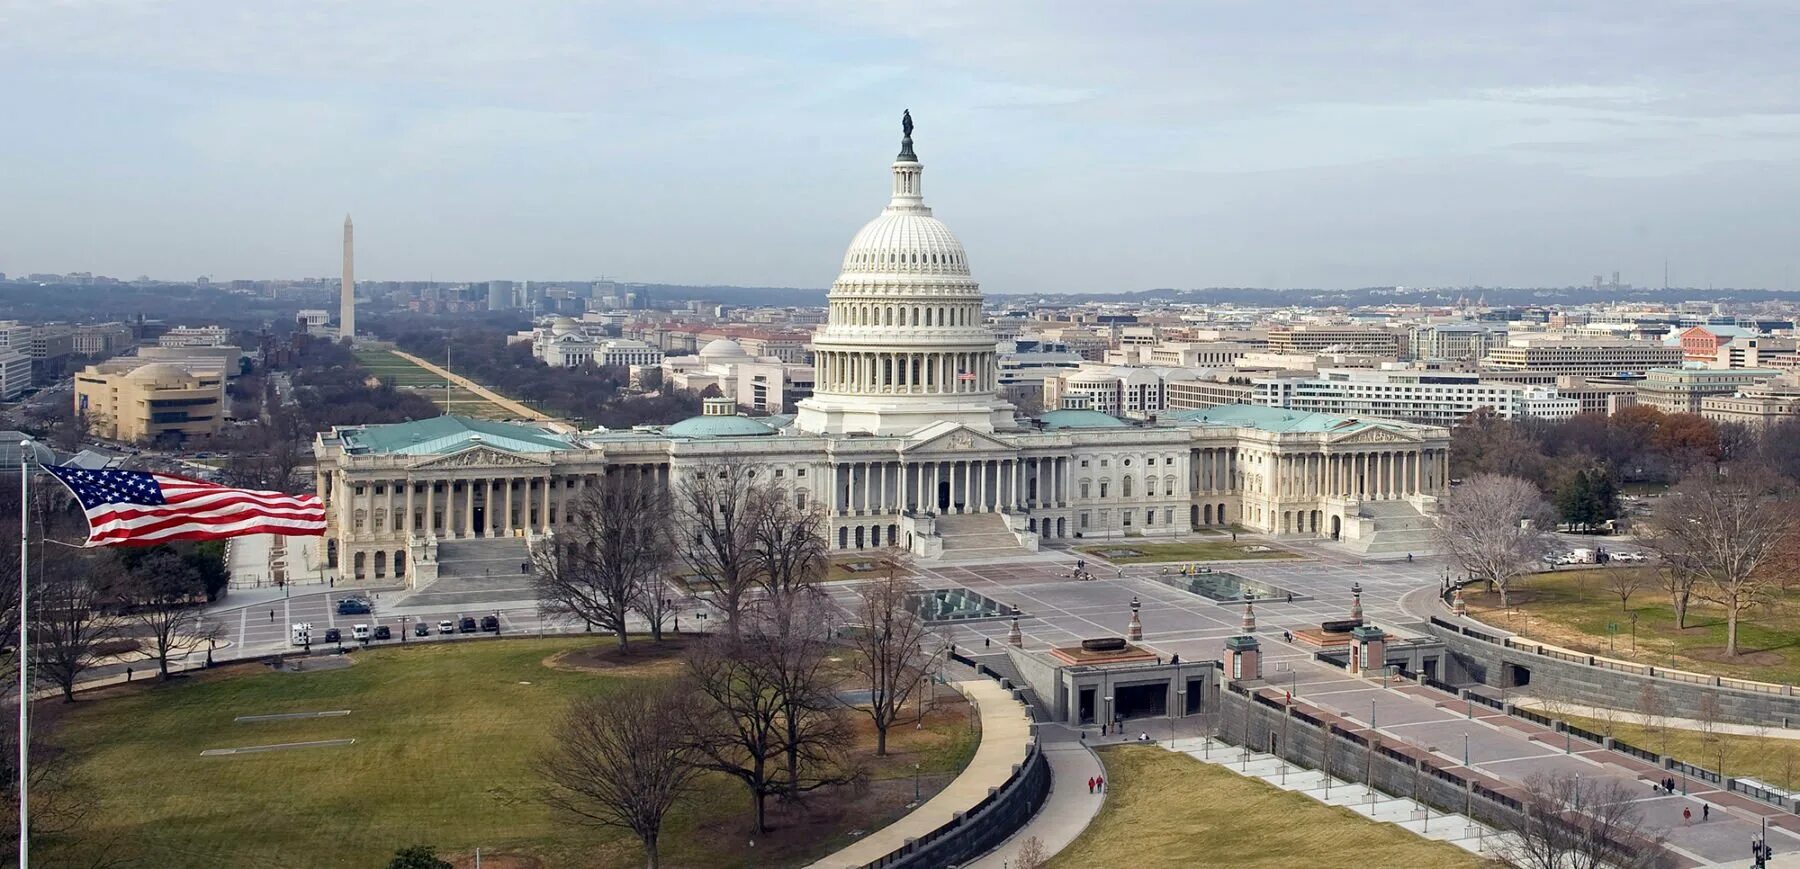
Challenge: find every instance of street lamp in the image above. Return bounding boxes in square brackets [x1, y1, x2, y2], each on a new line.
[911, 762, 921, 806]
[1463, 732, 1470, 768]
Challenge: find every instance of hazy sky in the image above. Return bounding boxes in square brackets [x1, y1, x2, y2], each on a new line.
[4, 1, 1799, 293]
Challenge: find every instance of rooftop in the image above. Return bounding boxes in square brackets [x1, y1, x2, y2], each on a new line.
[339, 415, 576, 455]
[1161, 403, 1430, 434]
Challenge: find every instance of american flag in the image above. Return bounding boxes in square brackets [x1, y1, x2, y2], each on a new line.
[958, 370, 976, 382]
[43, 465, 326, 546]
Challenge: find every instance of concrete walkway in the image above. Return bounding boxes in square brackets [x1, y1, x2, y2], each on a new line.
[387, 348, 569, 430]
[806, 679, 1032, 869]
[965, 727, 1104, 869]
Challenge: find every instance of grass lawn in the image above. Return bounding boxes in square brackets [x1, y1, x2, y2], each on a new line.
[1050, 746, 1492, 869]
[1548, 712, 1800, 790]
[1464, 567, 1800, 684]
[1075, 540, 1298, 564]
[353, 347, 515, 419]
[41, 637, 978, 869]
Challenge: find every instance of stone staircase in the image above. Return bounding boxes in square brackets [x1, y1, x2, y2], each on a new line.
[1342, 501, 1440, 556]
[932, 513, 1031, 561]
[394, 537, 536, 608]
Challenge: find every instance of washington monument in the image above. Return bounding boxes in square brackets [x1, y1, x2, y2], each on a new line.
[340, 214, 356, 341]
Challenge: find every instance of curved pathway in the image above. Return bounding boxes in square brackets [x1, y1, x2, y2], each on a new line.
[966, 726, 1104, 869]
[806, 679, 1032, 869]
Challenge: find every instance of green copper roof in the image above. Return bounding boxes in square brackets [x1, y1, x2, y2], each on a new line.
[1161, 404, 1418, 434]
[1037, 409, 1129, 430]
[341, 415, 575, 455]
[664, 414, 778, 438]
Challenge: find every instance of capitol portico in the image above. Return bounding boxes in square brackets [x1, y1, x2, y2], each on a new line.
[313, 116, 1450, 584]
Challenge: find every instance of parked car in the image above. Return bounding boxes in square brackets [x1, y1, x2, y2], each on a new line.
[336, 598, 371, 615]
[324, 628, 342, 643]
[351, 624, 371, 642]
[373, 625, 392, 640]
[480, 615, 499, 633]
[437, 620, 456, 635]
[458, 616, 478, 634]
[413, 622, 431, 637]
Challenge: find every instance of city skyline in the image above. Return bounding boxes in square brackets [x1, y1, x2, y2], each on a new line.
[3, 2, 1799, 292]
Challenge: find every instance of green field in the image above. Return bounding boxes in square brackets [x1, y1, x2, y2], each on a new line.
[1050, 746, 1492, 868]
[1465, 567, 1800, 683]
[1075, 540, 1298, 564]
[353, 347, 515, 419]
[41, 638, 978, 868]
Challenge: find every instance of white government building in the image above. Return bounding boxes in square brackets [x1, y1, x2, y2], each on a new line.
[313, 118, 1451, 584]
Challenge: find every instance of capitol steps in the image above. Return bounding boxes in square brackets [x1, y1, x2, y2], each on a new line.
[396, 537, 537, 608]
[932, 513, 1030, 561]
[1343, 501, 1442, 556]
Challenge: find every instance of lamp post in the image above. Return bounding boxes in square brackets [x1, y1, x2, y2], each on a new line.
[911, 762, 921, 806]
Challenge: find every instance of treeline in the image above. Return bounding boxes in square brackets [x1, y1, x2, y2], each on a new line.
[1451, 406, 1800, 529]
[383, 324, 701, 429]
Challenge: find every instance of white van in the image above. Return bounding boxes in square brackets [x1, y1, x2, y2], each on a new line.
[351, 624, 371, 642]
[291, 623, 313, 646]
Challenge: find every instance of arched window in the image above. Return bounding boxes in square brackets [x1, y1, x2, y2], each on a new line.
[1122, 477, 1134, 497]
[1099, 481, 1110, 498]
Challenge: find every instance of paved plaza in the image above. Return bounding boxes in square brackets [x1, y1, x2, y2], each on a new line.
[203, 533, 1791, 865]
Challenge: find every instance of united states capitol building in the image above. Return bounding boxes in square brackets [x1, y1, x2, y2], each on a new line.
[313, 119, 1450, 584]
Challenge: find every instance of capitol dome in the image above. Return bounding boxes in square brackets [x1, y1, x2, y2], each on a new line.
[794, 112, 1016, 438]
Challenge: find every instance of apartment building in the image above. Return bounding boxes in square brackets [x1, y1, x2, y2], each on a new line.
[1251, 368, 1578, 426]
[1410, 324, 1507, 361]
[1553, 376, 1639, 416]
[1701, 379, 1800, 429]
[0, 348, 30, 401]
[1481, 338, 1682, 377]
[1266, 326, 1400, 355]
[1636, 367, 1781, 414]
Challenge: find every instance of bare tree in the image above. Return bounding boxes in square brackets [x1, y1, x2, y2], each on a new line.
[685, 613, 857, 832]
[1644, 471, 1797, 656]
[1655, 563, 1698, 631]
[1436, 474, 1556, 607]
[1012, 836, 1049, 869]
[1634, 684, 1670, 759]
[1503, 771, 1665, 869]
[676, 463, 762, 636]
[685, 629, 786, 833]
[534, 472, 673, 651]
[1696, 691, 1728, 779]
[746, 484, 830, 606]
[633, 576, 678, 642]
[33, 555, 119, 702]
[538, 685, 703, 869]
[847, 552, 942, 756]
[112, 549, 211, 679]
[1600, 567, 1645, 612]
[763, 596, 857, 801]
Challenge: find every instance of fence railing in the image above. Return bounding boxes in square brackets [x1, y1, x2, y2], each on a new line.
[1668, 759, 1722, 785]
[1610, 739, 1659, 765]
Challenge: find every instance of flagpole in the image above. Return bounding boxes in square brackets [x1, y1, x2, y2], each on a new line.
[17, 439, 29, 868]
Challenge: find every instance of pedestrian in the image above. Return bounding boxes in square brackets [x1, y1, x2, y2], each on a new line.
[1286, 592, 1293, 603]
[1703, 804, 1710, 822]
[1683, 807, 1691, 825]
[269, 609, 274, 622]
[1088, 776, 1095, 794]
[1283, 630, 1292, 643]
[1098, 775, 1105, 792]
[126, 667, 132, 682]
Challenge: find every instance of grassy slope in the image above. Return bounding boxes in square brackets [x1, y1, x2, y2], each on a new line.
[1464, 567, 1800, 683]
[1554, 712, 1800, 790]
[42, 638, 977, 868]
[1050, 746, 1492, 869]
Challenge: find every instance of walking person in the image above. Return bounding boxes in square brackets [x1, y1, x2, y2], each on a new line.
[1683, 807, 1691, 825]
[1703, 804, 1710, 822]
[1098, 775, 1105, 793]
[1088, 776, 1095, 794]
[269, 609, 275, 622]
